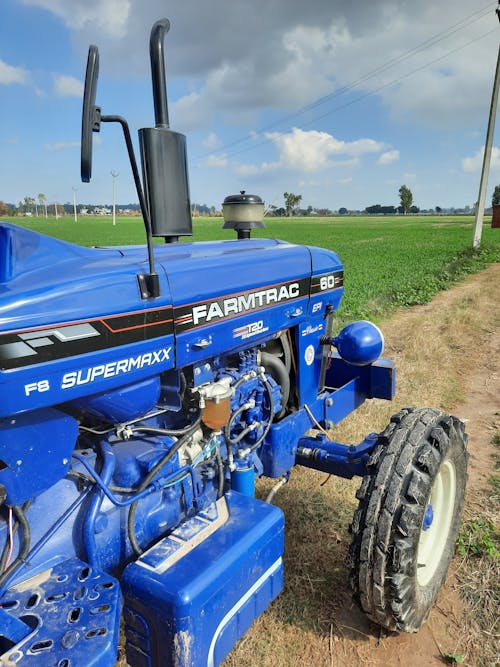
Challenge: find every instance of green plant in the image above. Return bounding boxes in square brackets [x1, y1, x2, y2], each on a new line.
[457, 518, 499, 559]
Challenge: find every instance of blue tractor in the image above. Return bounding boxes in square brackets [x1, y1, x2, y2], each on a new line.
[0, 19, 468, 667]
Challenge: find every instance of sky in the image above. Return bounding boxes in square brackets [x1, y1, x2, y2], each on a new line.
[1, 0, 500, 211]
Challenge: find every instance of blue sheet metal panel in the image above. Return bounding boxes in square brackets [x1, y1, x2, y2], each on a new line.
[295, 317, 327, 405]
[121, 491, 284, 667]
[307, 245, 344, 317]
[0, 224, 172, 333]
[325, 353, 396, 400]
[165, 239, 312, 368]
[0, 407, 78, 505]
[0, 337, 175, 417]
[175, 298, 309, 367]
[0, 558, 121, 667]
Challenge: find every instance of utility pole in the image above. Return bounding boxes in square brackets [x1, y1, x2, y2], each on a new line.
[72, 187, 78, 222]
[111, 171, 119, 226]
[472, 4, 500, 248]
[54, 201, 59, 220]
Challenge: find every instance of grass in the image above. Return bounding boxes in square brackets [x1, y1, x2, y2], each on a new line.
[454, 432, 500, 667]
[4, 214, 499, 327]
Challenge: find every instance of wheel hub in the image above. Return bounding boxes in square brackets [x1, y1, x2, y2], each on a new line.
[416, 459, 457, 587]
[422, 504, 434, 531]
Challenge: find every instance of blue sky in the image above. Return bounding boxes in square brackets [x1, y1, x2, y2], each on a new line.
[1, 0, 499, 211]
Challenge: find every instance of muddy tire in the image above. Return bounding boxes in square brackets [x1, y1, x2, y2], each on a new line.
[349, 407, 468, 632]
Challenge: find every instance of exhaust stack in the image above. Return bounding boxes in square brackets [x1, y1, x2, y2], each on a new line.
[139, 19, 192, 243]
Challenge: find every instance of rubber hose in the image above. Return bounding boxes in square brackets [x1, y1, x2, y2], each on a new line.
[260, 351, 290, 418]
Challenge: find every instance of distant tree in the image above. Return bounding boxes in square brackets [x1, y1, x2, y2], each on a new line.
[23, 196, 36, 214]
[435, 205, 442, 214]
[492, 185, 500, 207]
[0, 201, 12, 216]
[398, 185, 413, 214]
[283, 192, 302, 217]
[410, 205, 420, 214]
[338, 207, 348, 215]
[275, 207, 286, 217]
[38, 193, 48, 218]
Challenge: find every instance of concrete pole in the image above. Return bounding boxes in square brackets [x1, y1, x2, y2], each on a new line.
[473, 24, 500, 248]
[72, 187, 78, 222]
[111, 171, 119, 226]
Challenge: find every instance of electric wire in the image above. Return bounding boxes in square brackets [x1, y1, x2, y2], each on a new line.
[202, 8, 496, 161]
[0, 490, 92, 598]
[2, 508, 13, 573]
[0, 504, 31, 591]
[220, 26, 499, 161]
[0, 500, 32, 576]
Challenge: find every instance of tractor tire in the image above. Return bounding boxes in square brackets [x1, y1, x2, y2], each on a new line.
[349, 407, 468, 632]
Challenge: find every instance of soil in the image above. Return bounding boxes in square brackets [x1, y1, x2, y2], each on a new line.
[117, 264, 500, 667]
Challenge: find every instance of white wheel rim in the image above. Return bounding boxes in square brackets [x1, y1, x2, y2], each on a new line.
[416, 459, 456, 587]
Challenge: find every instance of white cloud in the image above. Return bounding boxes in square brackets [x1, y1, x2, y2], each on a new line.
[203, 154, 227, 168]
[377, 149, 400, 165]
[45, 141, 80, 151]
[202, 132, 220, 149]
[235, 163, 260, 176]
[22, 0, 130, 38]
[264, 127, 383, 172]
[0, 59, 28, 85]
[54, 74, 83, 97]
[339, 177, 353, 184]
[462, 146, 500, 173]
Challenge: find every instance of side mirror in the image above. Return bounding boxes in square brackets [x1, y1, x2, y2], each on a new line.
[81, 45, 100, 183]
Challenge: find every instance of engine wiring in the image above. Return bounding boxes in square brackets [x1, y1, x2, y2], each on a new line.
[0, 504, 32, 592]
[2, 508, 13, 573]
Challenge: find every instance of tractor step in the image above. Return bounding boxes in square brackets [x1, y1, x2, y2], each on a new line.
[122, 491, 284, 667]
[0, 558, 121, 667]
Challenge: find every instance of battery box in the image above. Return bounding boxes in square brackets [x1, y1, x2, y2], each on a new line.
[121, 491, 284, 667]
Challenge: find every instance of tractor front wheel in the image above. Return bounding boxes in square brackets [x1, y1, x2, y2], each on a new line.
[349, 407, 468, 632]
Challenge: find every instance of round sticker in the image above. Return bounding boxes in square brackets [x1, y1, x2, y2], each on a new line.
[305, 344, 315, 366]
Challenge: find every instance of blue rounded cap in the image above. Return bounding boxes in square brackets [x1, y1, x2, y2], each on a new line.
[333, 320, 384, 366]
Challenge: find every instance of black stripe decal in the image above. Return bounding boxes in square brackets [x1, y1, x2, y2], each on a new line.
[0, 308, 174, 370]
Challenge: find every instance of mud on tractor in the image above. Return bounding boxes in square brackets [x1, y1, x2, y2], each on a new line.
[0, 19, 468, 667]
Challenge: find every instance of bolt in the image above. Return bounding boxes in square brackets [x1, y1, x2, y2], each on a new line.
[194, 367, 201, 376]
[62, 458, 68, 465]
[204, 363, 210, 371]
[326, 398, 334, 407]
[16, 460, 22, 466]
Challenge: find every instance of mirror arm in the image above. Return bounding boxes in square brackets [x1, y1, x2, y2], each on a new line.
[101, 114, 160, 299]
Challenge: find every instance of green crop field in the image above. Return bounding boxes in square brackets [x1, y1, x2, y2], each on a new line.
[3, 214, 499, 325]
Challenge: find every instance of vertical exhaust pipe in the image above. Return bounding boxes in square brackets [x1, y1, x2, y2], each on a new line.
[139, 19, 192, 242]
[150, 19, 170, 129]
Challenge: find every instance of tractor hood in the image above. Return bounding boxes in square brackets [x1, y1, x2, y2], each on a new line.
[0, 222, 343, 416]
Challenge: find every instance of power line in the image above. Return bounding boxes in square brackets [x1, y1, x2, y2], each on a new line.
[214, 25, 499, 162]
[200, 3, 494, 160]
